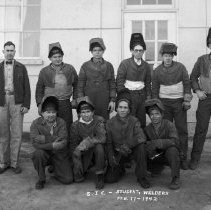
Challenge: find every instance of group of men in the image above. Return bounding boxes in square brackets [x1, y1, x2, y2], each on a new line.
[0, 28, 211, 191]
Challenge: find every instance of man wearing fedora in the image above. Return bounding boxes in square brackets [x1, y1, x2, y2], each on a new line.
[36, 42, 78, 132]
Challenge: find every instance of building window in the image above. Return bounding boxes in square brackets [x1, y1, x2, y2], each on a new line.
[132, 20, 168, 62]
[127, 0, 172, 5]
[0, 0, 41, 57]
[123, 13, 176, 66]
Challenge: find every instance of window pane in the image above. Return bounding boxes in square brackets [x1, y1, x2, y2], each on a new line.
[22, 32, 40, 57]
[158, 0, 172, 4]
[4, 32, 21, 56]
[145, 21, 155, 40]
[145, 42, 155, 61]
[24, 0, 41, 5]
[142, 0, 156, 5]
[127, 0, 140, 5]
[23, 6, 40, 31]
[132, 21, 142, 33]
[0, 7, 4, 30]
[158, 42, 165, 61]
[5, 0, 21, 6]
[158, 20, 168, 40]
[0, 0, 5, 5]
[5, 6, 21, 30]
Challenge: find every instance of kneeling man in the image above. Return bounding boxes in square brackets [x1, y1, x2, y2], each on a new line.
[105, 90, 150, 189]
[70, 97, 106, 189]
[144, 99, 181, 190]
[31, 95, 73, 189]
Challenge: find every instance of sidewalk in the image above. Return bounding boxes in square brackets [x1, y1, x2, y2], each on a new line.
[0, 135, 210, 210]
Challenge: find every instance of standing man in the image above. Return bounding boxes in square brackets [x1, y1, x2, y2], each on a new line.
[116, 33, 151, 128]
[0, 41, 31, 174]
[152, 43, 192, 170]
[77, 38, 116, 120]
[189, 28, 211, 170]
[105, 90, 150, 189]
[36, 42, 78, 132]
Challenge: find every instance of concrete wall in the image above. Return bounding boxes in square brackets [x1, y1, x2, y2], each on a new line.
[1, 0, 211, 135]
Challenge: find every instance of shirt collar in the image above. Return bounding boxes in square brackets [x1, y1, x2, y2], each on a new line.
[134, 57, 142, 65]
[91, 57, 104, 64]
[79, 117, 93, 124]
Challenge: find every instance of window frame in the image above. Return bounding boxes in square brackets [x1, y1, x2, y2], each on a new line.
[125, 0, 176, 10]
[0, 0, 41, 59]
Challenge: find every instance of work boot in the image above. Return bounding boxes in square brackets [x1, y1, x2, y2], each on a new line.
[180, 160, 188, 170]
[169, 177, 180, 190]
[95, 174, 104, 190]
[0, 167, 8, 174]
[35, 180, 45, 190]
[138, 177, 151, 189]
[11, 166, 22, 174]
[189, 159, 199, 170]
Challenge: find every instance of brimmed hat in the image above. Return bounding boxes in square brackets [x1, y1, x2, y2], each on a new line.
[145, 99, 164, 115]
[76, 96, 95, 113]
[48, 42, 64, 58]
[130, 33, 146, 50]
[41, 95, 59, 113]
[89, 38, 106, 51]
[207, 28, 211, 47]
[159, 43, 177, 56]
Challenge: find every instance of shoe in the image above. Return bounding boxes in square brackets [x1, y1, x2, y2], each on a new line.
[138, 178, 151, 189]
[0, 167, 8, 174]
[189, 160, 199, 170]
[35, 180, 45, 190]
[180, 160, 189, 170]
[169, 177, 180, 190]
[95, 174, 104, 190]
[11, 166, 22, 174]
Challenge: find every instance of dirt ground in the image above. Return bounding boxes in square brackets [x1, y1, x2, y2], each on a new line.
[0, 137, 211, 210]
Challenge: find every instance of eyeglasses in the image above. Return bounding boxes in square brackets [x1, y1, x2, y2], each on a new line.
[133, 49, 144, 53]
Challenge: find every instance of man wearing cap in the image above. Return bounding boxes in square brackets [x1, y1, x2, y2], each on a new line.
[189, 28, 211, 170]
[0, 41, 31, 174]
[152, 43, 192, 170]
[70, 96, 106, 189]
[31, 95, 73, 189]
[105, 90, 150, 189]
[77, 38, 116, 120]
[116, 33, 151, 128]
[36, 42, 78, 132]
[144, 99, 181, 190]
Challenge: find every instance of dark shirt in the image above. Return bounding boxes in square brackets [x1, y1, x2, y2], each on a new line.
[0, 60, 31, 109]
[116, 57, 151, 97]
[77, 58, 116, 101]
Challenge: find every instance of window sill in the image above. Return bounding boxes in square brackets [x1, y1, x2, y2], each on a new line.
[0, 58, 43, 65]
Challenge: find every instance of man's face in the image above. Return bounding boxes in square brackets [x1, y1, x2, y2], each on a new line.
[131, 45, 144, 60]
[117, 101, 130, 118]
[149, 109, 162, 125]
[3, 45, 16, 61]
[91, 46, 104, 59]
[80, 109, 94, 122]
[162, 53, 174, 67]
[50, 53, 63, 66]
[42, 106, 57, 123]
